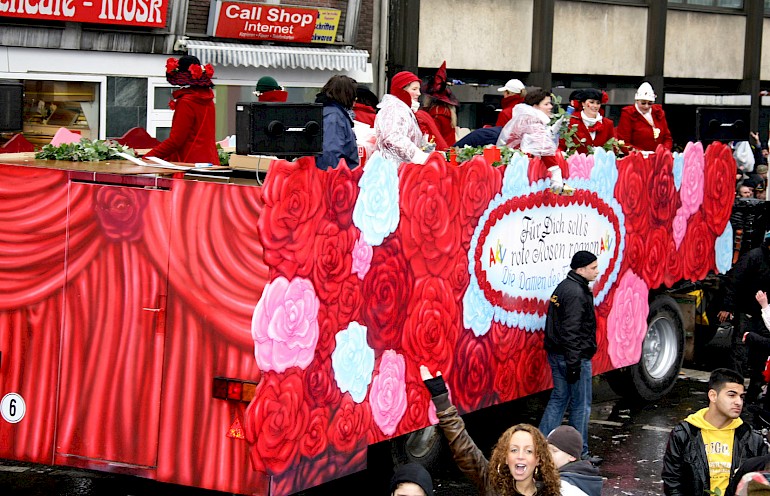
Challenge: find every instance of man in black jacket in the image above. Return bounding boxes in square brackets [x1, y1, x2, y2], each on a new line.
[538, 250, 599, 459]
[662, 368, 768, 496]
[721, 233, 770, 403]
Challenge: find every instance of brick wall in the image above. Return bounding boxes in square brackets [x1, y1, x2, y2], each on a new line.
[185, 0, 374, 53]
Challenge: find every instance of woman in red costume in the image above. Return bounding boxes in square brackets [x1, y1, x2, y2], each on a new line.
[146, 55, 220, 165]
[560, 88, 615, 155]
[422, 60, 459, 147]
[616, 82, 672, 152]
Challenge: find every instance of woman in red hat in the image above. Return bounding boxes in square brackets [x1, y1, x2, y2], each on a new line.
[422, 61, 458, 147]
[146, 55, 219, 165]
[374, 71, 430, 164]
[559, 88, 615, 155]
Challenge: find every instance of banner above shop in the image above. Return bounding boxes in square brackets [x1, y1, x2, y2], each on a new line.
[0, 0, 168, 27]
[208, 1, 341, 44]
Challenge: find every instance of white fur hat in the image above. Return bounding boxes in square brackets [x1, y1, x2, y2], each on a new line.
[635, 82, 656, 102]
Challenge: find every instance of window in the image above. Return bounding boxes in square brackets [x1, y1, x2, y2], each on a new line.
[22, 80, 100, 145]
[668, 0, 743, 7]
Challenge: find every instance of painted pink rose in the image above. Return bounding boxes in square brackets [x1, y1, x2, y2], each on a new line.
[351, 233, 373, 280]
[680, 141, 705, 217]
[607, 270, 649, 368]
[369, 350, 407, 436]
[251, 276, 320, 373]
[567, 152, 594, 180]
[672, 208, 688, 250]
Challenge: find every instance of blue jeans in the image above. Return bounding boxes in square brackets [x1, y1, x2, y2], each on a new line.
[538, 353, 592, 457]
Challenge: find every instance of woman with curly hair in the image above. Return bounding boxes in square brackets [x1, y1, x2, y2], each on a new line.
[421, 366, 561, 496]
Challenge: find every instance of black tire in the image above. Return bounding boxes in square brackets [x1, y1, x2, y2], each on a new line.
[606, 295, 685, 402]
[390, 426, 446, 471]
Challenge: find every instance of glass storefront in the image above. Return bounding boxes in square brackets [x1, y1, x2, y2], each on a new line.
[22, 80, 100, 146]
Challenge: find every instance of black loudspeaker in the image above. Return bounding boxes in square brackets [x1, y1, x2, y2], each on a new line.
[235, 102, 323, 156]
[0, 82, 24, 132]
[696, 107, 750, 143]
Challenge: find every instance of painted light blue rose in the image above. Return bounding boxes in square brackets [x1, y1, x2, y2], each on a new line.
[353, 152, 400, 246]
[463, 278, 494, 337]
[502, 153, 532, 199]
[331, 321, 375, 403]
[672, 152, 684, 191]
[715, 221, 734, 274]
[588, 148, 618, 203]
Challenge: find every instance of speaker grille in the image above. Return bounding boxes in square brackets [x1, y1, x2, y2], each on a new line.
[0, 82, 24, 132]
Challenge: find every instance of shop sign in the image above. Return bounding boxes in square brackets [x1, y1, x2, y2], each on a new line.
[209, 1, 341, 44]
[0, 0, 169, 27]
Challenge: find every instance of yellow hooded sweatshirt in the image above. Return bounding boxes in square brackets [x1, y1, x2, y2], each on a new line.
[685, 407, 744, 495]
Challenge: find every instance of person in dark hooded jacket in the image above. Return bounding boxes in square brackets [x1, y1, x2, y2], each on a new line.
[146, 55, 220, 165]
[546, 426, 602, 496]
[315, 75, 359, 170]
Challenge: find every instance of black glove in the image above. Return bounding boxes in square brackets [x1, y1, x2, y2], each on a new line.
[424, 375, 449, 398]
[566, 365, 581, 384]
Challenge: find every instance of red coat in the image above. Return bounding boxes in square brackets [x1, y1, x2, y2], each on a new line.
[559, 115, 615, 155]
[616, 104, 672, 152]
[353, 102, 376, 127]
[146, 87, 220, 165]
[414, 110, 449, 151]
[427, 104, 456, 146]
[496, 94, 525, 127]
[258, 90, 289, 103]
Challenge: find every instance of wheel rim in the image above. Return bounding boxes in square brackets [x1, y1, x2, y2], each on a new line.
[405, 426, 440, 459]
[642, 314, 678, 380]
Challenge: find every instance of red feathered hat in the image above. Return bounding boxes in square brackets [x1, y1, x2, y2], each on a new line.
[422, 61, 458, 106]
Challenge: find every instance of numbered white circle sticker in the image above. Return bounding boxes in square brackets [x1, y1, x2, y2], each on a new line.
[1, 393, 26, 424]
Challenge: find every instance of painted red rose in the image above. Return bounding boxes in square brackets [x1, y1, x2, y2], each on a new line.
[490, 321, 527, 362]
[304, 357, 341, 408]
[624, 232, 646, 276]
[703, 142, 737, 235]
[641, 226, 669, 289]
[615, 153, 651, 235]
[362, 237, 412, 352]
[259, 157, 325, 278]
[592, 313, 614, 375]
[315, 305, 340, 360]
[648, 149, 679, 229]
[399, 155, 462, 277]
[449, 331, 497, 413]
[682, 210, 716, 282]
[458, 155, 502, 248]
[324, 164, 362, 229]
[94, 187, 149, 241]
[511, 331, 550, 397]
[327, 394, 371, 454]
[399, 379, 431, 433]
[663, 236, 684, 288]
[311, 220, 355, 303]
[330, 274, 364, 326]
[447, 250, 471, 302]
[402, 276, 460, 377]
[493, 355, 518, 403]
[300, 407, 330, 460]
[243, 370, 309, 475]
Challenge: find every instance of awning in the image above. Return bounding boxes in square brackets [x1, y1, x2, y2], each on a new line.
[186, 40, 369, 73]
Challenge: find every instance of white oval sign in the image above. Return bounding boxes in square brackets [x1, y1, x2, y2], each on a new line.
[1, 393, 26, 424]
[480, 204, 616, 302]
